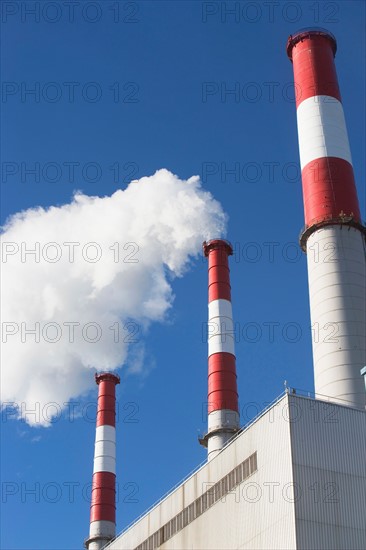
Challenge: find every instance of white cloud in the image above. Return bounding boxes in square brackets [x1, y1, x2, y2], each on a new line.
[1, 169, 226, 426]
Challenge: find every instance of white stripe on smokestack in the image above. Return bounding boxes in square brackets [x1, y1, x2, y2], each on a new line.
[200, 239, 240, 461]
[296, 97, 352, 169]
[287, 28, 366, 409]
[208, 299, 235, 356]
[85, 373, 120, 550]
[93, 425, 116, 474]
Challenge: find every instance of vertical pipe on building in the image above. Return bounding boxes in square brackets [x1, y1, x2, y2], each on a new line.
[200, 239, 240, 460]
[85, 373, 120, 550]
[287, 28, 366, 408]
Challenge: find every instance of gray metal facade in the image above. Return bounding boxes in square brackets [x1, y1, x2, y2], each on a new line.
[106, 393, 366, 550]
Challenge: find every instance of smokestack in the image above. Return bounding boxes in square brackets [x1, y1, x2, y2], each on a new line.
[200, 239, 240, 460]
[85, 373, 120, 550]
[287, 28, 366, 408]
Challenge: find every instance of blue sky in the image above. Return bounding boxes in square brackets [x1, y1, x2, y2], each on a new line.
[1, 2, 365, 549]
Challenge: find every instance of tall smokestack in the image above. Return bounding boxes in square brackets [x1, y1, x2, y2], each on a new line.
[286, 28, 366, 408]
[85, 373, 120, 550]
[200, 239, 240, 460]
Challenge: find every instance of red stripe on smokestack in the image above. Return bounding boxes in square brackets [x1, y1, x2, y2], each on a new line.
[302, 157, 361, 227]
[287, 28, 366, 410]
[86, 372, 120, 550]
[96, 373, 118, 427]
[200, 239, 240, 460]
[208, 353, 238, 413]
[206, 239, 232, 301]
[90, 471, 116, 522]
[287, 30, 340, 107]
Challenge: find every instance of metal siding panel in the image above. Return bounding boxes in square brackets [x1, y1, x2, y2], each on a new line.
[106, 396, 365, 550]
[107, 395, 297, 550]
[289, 395, 366, 549]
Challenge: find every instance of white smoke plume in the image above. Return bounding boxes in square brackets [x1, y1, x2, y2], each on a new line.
[1, 169, 227, 426]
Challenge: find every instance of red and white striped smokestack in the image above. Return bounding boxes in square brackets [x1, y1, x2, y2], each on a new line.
[85, 373, 120, 550]
[287, 28, 366, 409]
[200, 239, 240, 460]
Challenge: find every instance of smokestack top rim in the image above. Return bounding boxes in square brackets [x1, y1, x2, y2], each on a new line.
[286, 27, 337, 60]
[95, 372, 120, 385]
[203, 239, 233, 257]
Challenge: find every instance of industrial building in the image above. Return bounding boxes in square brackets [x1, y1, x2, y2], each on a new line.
[107, 393, 365, 550]
[85, 28, 366, 550]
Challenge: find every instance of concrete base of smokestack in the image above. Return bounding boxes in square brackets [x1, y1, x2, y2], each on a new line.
[85, 520, 115, 550]
[200, 409, 240, 461]
[306, 225, 366, 409]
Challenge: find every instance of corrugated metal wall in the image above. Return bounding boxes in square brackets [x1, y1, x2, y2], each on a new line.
[106, 394, 365, 550]
[289, 395, 366, 549]
[108, 395, 297, 550]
